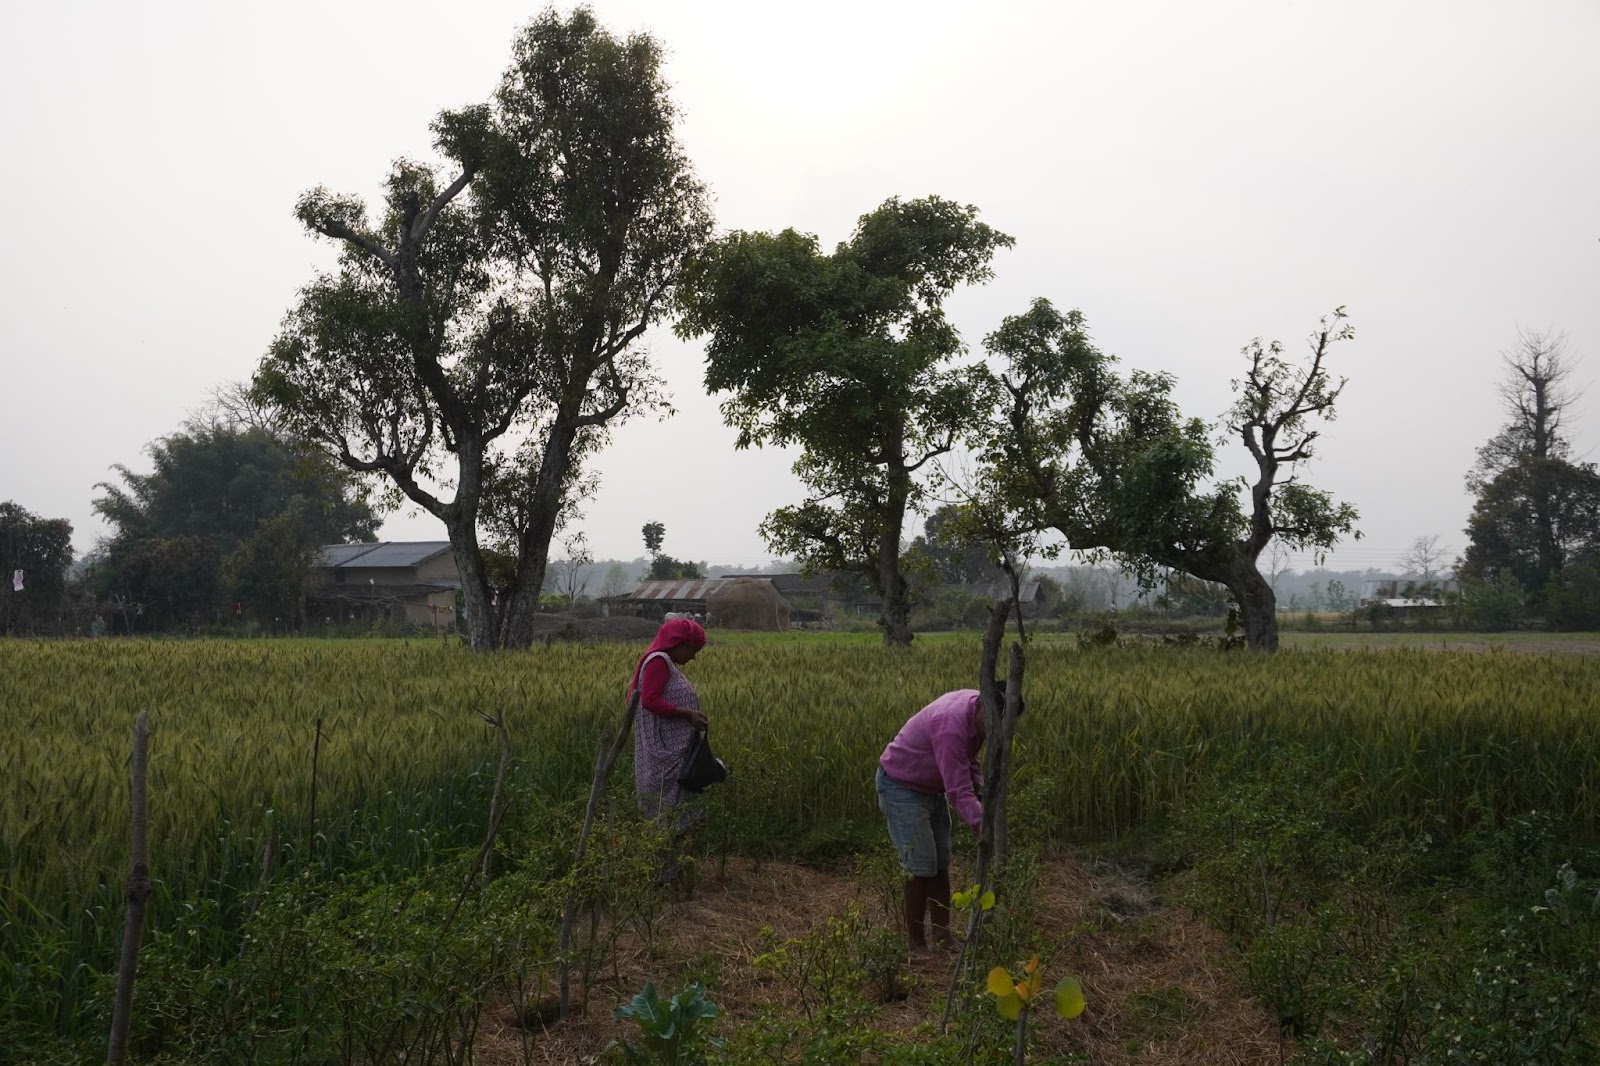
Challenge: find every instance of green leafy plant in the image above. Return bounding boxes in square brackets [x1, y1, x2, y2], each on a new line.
[752, 904, 872, 1024]
[610, 981, 721, 1065]
[858, 927, 911, 1004]
[951, 884, 996, 912]
[983, 955, 1085, 1063]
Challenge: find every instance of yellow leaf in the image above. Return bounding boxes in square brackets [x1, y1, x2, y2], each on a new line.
[1024, 956, 1040, 974]
[1015, 980, 1031, 1001]
[1054, 975, 1085, 1019]
[986, 967, 1014, 997]
[995, 992, 1023, 1021]
[979, 889, 996, 911]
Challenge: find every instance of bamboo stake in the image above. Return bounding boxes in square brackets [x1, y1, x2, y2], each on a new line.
[308, 716, 323, 866]
[480, 710, 512, 881]
[106, 711, 150, 1066]
[558, 691, 640, 1019]
[434, 711, 516, 949]
[941, 601, 1013, 1032]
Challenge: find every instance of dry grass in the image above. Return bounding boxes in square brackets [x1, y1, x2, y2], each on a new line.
[476, 853, 1285, 1065]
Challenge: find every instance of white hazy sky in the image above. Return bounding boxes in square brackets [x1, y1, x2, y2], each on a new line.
[3, 0, 1597, 572]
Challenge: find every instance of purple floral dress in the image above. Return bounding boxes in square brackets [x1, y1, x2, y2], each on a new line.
[633, 651, 703, 829]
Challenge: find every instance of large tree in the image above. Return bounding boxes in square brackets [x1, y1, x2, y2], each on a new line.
[1459, 458, 1600, 594]
[91, 420, 378, 629]
[253, 8, 712, 650]
[676, 196, 1012, 645]
[94, 421, 376, 551]
[983, 300, 1359, 651]
[1460, 329, 1599, 596]
[0, 503, 74, 635]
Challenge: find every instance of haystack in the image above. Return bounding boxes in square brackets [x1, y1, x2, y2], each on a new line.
[707, 577, 791, 631]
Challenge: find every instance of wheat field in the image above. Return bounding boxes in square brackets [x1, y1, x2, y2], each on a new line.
[2, 635, 1596, 1045]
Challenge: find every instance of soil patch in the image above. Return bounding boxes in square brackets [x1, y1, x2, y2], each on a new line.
[475, 853, 1285, 1065]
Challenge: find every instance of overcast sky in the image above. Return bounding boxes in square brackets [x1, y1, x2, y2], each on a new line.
[3, 0, 1596, 573]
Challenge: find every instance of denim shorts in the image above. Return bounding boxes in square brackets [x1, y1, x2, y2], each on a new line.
[875, 766, 951, 877]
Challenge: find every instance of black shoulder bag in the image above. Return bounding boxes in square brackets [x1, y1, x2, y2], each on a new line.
[677, 730, 728, 793]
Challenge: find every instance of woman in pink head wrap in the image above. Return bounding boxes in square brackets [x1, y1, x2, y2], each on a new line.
[629, 617, 710, 832]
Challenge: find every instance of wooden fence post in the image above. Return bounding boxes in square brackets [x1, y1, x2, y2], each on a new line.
[107, 711, 151, 1066]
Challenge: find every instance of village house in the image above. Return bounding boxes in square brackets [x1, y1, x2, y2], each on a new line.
[1357, 577, 1461, 621]
[313, 542, 461, 629]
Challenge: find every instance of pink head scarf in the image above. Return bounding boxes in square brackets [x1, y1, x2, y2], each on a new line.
[629, 617, 708, 696]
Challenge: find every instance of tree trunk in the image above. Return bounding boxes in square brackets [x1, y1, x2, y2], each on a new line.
[975, 601, 1010, 882]
[497, 488, 563, 649]
[446, 518, 495, 651]
[878, 545, 913, 647]
[1530, 460, 1562, 592]
[877, 429, 914, 648]
[497, 420, 580, 649]
[1228, 561, 1279, 652]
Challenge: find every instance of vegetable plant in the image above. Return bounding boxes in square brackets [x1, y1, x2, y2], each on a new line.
[610, 981, 721, 1065]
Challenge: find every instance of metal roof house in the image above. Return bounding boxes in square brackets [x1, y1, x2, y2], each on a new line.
[314, 542, 460, 628]
[1358, 578, 1459, 608]
[599, 572, 878, 626]
[598, 577, 737, 619]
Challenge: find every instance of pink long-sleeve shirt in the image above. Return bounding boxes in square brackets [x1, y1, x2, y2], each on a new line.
[637, 655, 686, 718]
[878, 689, 984, 830]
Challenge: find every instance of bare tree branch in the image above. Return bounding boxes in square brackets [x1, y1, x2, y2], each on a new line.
[313, 218, 398, 272]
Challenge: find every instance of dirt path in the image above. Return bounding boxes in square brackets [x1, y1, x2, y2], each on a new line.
[476, 853, 1285, 1064]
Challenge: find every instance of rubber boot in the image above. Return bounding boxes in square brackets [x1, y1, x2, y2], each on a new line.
[903, 876, 930, 953]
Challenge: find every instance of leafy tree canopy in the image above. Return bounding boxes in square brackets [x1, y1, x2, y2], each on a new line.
[676, 196, 1012, 645]
[91, 420, 378, 629]
[0, 502, 74, 635]
[982, 300, 1359, 650]
[642, 521, 665, 556]
[254, 6, 711, 650]
[1459, 457, 1600, 591]
[95, 422, 377, 553]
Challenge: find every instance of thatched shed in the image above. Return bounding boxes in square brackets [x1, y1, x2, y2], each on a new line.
[706, 577, 791, 631]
